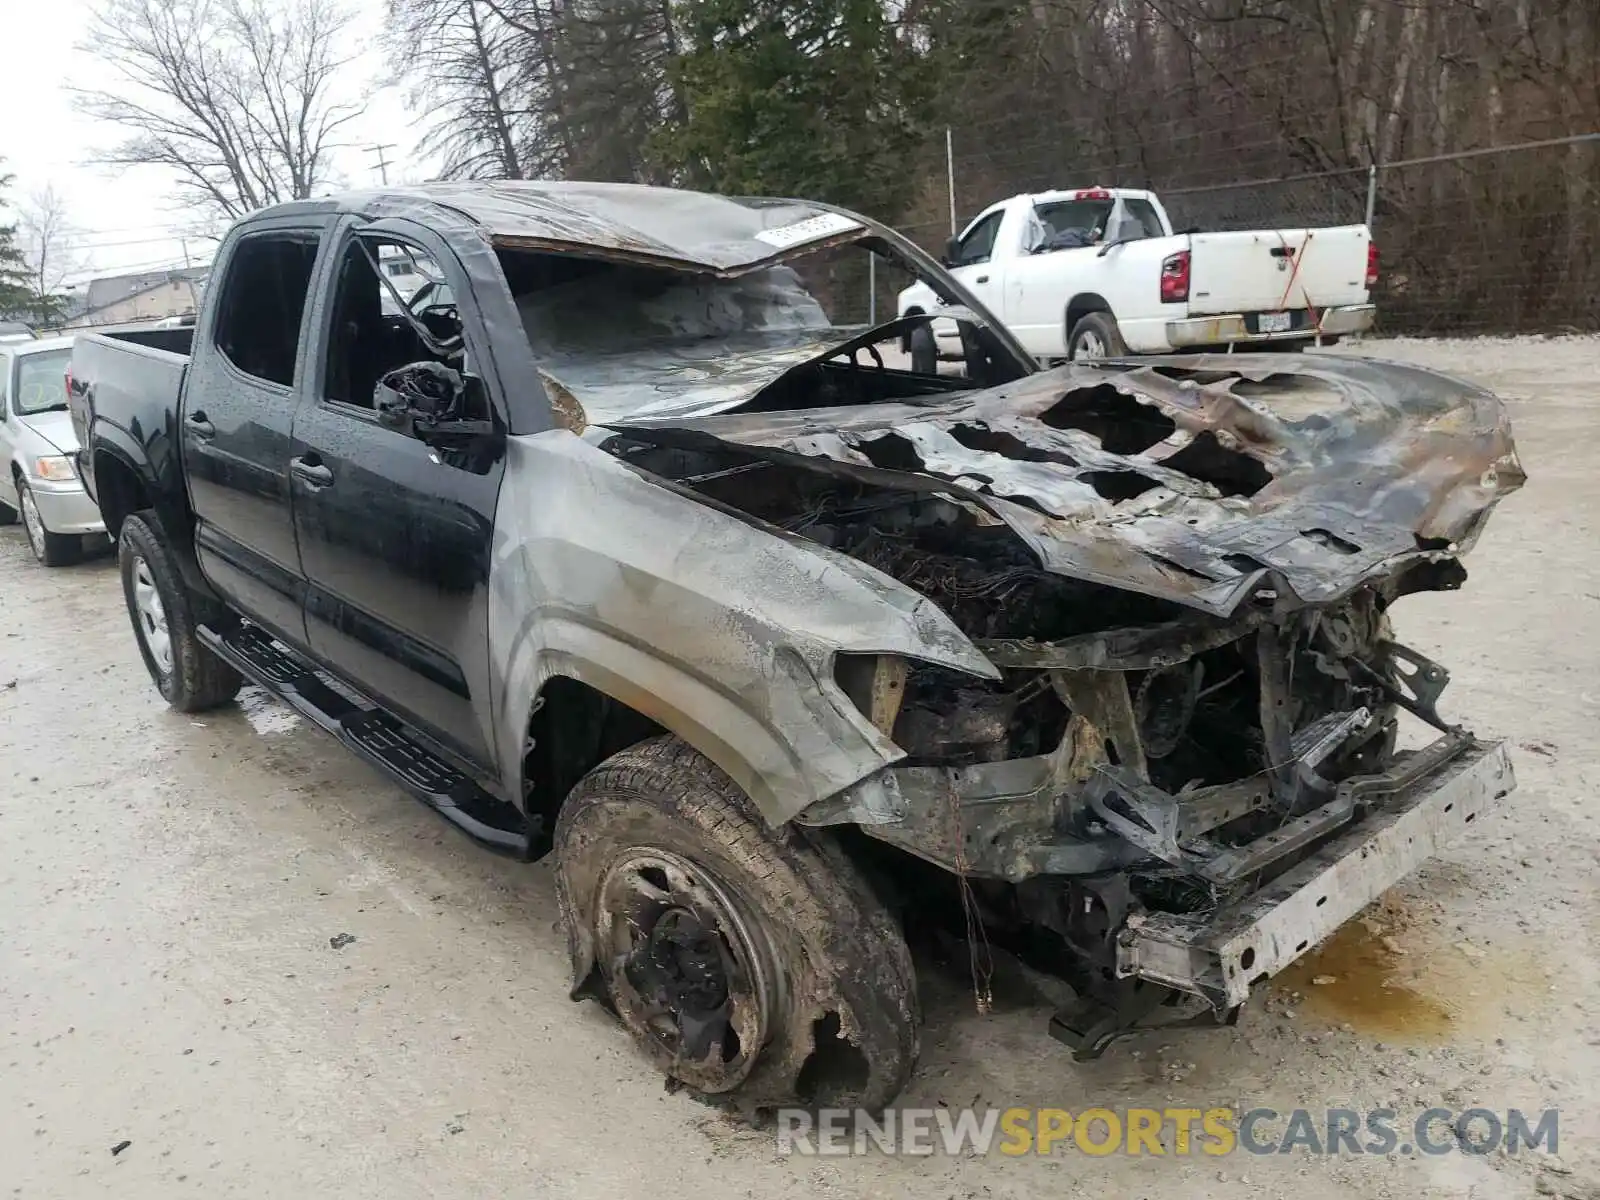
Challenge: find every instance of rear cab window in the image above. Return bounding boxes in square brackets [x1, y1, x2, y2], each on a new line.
[1033, 196, 1166, 249]
[212, 233, 322, 388]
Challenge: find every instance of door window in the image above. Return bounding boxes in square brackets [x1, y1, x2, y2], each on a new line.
[324, 237, 464, 409]
[1123, 199, 1167, 239]
[951, 212, 1003, 267]
[211, 233, 322, 387]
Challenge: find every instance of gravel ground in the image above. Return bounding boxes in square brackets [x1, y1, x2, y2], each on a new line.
[2, 335, 1597, 1199]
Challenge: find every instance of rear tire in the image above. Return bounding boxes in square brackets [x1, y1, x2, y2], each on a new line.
[1068, 310, 1128, 360]
[17, 479, 81, 567]
[555, 736, 919, 1111]
[118, 512, 242, 712]
[909, 323, 938, 375]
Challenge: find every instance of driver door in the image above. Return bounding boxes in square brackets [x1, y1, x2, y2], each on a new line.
[945, 209, 1007, 327]
[290, 223, 505, 770]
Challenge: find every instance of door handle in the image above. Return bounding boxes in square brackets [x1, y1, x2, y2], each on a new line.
[975, 274, 990, 284]
[290, 456, 334, 488]
[186, 411, 215, 439]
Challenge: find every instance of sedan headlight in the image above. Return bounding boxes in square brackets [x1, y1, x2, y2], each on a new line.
[33, 455, 77, 482]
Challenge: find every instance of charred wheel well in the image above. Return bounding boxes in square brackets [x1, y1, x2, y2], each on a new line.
[91, 451, 152, 538]
[1065, 293, 1113, 339]
[521, 677, 665, 858]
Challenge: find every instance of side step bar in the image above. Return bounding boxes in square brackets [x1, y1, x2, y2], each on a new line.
[198, 622, 531, 857]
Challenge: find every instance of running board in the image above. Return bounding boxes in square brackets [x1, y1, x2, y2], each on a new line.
[198, 622, 530, 856]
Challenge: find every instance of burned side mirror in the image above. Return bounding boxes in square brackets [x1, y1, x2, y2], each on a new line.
[374, 361, 499, 456]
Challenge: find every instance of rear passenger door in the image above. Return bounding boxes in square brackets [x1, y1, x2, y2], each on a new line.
[184, 221, 328, 647]
[290, 222, 505, 771]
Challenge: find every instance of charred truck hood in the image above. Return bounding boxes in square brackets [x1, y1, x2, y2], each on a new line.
[604, 353, 1525, 618]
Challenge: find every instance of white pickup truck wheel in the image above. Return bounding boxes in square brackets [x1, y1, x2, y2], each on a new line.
[908, 324, 938, 375]
[1068, 312, 1128, 361]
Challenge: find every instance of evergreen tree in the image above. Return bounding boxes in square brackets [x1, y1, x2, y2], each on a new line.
[660, 0, 933, 220]
[0, 168, 35, 323]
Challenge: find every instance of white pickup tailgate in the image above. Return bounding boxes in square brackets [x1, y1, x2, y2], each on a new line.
[1186, 224, 1371, 315]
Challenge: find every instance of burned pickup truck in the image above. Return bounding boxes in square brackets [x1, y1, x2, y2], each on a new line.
[69, 181, 1521, 1110]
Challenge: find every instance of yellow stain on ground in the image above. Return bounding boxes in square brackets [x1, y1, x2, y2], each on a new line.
[1273, 907, 1552, 1041]
[1277, 921, 1456, 1038]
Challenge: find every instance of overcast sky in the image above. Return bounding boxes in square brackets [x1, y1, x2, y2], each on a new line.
[0, 0, 426, 287]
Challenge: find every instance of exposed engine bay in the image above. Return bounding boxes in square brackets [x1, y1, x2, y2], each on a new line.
[588, 343, 1522, 1050]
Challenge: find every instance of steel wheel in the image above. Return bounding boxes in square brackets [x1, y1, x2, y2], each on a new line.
[131, 553, 174, 675]
[20, 487, 46, 561]
[595, 847, 777, 1094]
[1074, 330, 1108, 359]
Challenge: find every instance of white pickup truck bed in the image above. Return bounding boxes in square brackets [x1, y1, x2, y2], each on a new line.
[898, 188, 1376, 363]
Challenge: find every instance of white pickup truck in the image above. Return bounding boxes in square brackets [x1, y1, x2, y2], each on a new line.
[897, 187, 1377, 365]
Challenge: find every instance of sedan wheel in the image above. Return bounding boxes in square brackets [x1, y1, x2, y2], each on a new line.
[131, 553, 174, 675]
[20, 487, 46, 561]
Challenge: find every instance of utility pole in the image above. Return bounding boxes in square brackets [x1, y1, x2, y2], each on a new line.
[946, 128, 957, 236]
[367, 143, 397, 185]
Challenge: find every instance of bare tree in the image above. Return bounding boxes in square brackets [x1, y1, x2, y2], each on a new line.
[75, 0, 363, 221]
[387, 0, 687, 184]
[389, 0, 530, 178]
[16, 186, 89, 316]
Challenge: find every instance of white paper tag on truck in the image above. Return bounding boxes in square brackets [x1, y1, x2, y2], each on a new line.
[753, 211, 864, 250]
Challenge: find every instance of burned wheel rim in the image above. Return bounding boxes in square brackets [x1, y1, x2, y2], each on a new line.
[595, 847, 777, 1093]
[131, 554, 173, 675]
[20, 488, 45, 560]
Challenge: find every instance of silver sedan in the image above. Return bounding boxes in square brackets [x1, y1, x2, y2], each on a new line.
[0, 336, 107, 566]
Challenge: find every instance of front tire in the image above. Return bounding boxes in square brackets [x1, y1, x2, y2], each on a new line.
[908, 323, 939, 375]
[555, 737, 919, 1110]
[1068, 311, 1129, 360]
[17, 480, 81, 567]
[118, 512, 242, 712]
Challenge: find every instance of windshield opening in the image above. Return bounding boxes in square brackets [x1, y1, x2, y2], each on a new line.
[494, 235, 1028, 422]
[13, 349, 71, 416]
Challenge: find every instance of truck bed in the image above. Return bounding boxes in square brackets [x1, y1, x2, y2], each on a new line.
[68, 327, 194, 511]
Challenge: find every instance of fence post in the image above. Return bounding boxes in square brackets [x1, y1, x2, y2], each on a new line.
[1364, 162, 1378, 230]
[946, 127, 957, 236]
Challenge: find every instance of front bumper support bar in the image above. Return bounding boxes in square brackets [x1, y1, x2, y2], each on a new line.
[1115, 738, 1514, 1009]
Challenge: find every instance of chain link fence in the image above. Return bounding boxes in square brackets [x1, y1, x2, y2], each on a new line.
[885, 130, 1600, 337]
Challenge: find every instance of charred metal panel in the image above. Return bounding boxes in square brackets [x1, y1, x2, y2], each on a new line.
[609, 353, 1525, 619]
[486, 431, 998, 828]
[336, 181, 868, 275]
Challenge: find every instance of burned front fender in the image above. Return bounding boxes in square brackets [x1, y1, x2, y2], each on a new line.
[487, 431, 998, 827]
